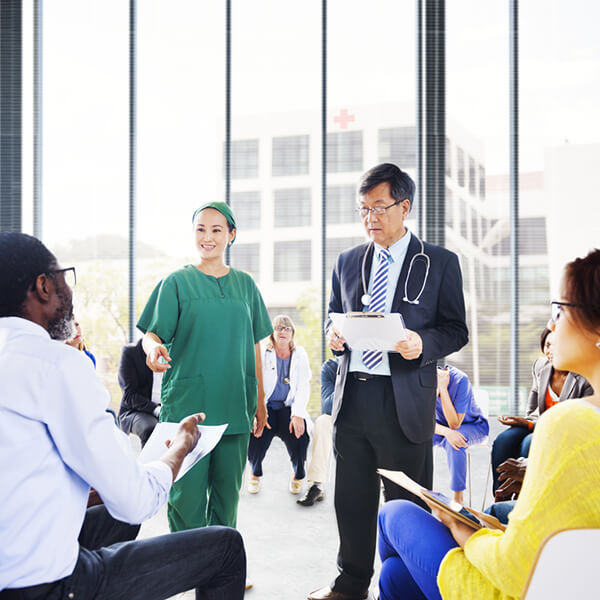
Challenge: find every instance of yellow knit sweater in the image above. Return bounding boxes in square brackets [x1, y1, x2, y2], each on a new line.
[438, 399, 600, 600]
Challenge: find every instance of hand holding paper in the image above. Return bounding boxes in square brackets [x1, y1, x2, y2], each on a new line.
[329, 312, 407, 352]
[139, 420, 229, 482]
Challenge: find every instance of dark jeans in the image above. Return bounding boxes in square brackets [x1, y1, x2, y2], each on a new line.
[248, 405, 309, 479]
[332, 376, 433, 597]
[1, 505, 245, 600]
[130, 411, 159, 447]
[484, 500, 516, 525]
[491, 426, 532, 491]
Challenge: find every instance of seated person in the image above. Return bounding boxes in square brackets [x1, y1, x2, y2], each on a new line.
[247, 315, 312, 495]
[376, 248, 600, 600]
[0, 233, 245, 600]
[65, 315, 96, 366]
[118, 338, 161, 447]
[433, 365, 489, 504]
[297, 357, 338, 507]
[491, 327, 593, 492]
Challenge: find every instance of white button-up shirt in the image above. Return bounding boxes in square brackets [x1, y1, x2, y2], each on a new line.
[0, 317, 173, 590]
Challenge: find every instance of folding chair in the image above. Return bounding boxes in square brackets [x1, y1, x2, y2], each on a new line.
[522, 528, 600, 599]
[466, 388, 491, 509]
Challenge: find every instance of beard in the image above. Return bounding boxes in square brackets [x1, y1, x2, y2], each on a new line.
[47, 285, 74, 341]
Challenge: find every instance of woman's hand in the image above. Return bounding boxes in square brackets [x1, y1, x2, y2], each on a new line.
[497, 415, 532, 428]
[423, 497, 476, 548]
[146, 344, 172, 373]
[445, 428, 468, 450]
[289, 415, 305, 439]
[252, 403, 271, 438]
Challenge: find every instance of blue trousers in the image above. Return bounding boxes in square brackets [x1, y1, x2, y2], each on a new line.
[248, 405, 309, 479]
[1, 505, 246, 600]
[378, 500, 458, 600]
[432, 420, 489, 491]
[491, 426, 532, 491]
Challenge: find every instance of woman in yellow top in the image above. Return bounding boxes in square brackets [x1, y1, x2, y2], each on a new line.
[377, 248, 600, 600]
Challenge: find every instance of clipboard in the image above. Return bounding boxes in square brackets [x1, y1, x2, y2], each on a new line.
[377, 469, 506, 531]
[329, 312, 407, 351]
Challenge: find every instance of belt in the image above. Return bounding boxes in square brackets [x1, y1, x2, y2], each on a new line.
[1, 580, 63, 599]
[351, 371, 389, 382]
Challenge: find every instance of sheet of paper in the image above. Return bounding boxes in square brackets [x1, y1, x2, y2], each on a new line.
[139, 422, 228, 482]
[330, 312, 407, 351]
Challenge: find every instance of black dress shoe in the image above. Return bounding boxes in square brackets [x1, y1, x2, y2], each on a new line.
[307, 585, 367, 600]
[297, 483, 324, 506]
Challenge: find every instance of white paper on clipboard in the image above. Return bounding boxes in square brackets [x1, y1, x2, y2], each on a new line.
[329, 312, 407, 351]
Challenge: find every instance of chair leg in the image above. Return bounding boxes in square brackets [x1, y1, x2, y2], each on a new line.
[481, 458, 492, 511]
[467, 448, 472, 507]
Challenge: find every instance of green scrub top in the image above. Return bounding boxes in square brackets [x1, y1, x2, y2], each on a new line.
[137, 265, 272, 434]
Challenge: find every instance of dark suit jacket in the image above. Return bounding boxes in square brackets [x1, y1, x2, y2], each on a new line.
[327, 234, 468, 444]
[117, 339, 158, 434]
[526, 357, 594, 418]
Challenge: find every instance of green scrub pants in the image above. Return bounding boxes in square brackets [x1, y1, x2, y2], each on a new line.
[167, 432, 250, 532]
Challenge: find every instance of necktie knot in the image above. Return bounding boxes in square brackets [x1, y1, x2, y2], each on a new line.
[379, 248, 391, 264]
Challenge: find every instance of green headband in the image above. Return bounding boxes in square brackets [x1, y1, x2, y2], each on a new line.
[192, 202, 237, 245]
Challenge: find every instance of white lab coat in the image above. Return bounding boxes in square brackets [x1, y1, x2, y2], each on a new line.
[261, 344, 313, 434]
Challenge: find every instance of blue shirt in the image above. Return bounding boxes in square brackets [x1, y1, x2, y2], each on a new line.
[435, 365, 485, 426]
[349, 230, 412, 376]
[320, 358, 338, 416]
[268, 355, 291, 409]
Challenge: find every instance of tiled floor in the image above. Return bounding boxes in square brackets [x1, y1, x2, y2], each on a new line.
[137, 419, 504, 599]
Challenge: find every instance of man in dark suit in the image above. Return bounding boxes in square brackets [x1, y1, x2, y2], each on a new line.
[117, 339, 160, 447]
[308, 163, 468, 600]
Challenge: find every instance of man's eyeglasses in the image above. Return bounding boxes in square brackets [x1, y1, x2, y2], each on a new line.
[550, 300, 582, 323]
[355, 199, 404, 218]
[274, 325, 293, 333]
[48, 267, 77, 288]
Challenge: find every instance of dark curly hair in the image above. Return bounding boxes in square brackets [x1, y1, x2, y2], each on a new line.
[0, 233, 57, 317]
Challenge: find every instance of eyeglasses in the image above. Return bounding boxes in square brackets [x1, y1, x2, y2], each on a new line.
[550, 300, 582, 323]
[48, 267, 77, 288]
[274, 325, 293, 333]
[355, 199, 404, 218]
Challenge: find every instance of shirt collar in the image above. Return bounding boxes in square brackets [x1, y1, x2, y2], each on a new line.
[374, 229, 412, 263]
[0, 316, 51, 339]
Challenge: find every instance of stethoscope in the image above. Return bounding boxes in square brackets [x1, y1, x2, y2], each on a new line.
[360, 235, 430, 307]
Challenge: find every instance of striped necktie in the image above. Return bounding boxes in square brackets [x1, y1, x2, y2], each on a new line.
[362, 247, 391, 370]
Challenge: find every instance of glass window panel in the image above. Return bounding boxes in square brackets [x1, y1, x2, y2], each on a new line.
[326, 184, 356, 225]
[230, 243, 260, 279]
[229, 139, 259, 179]
[326, 131, 363, 173]
[273, 240, 311, 282]
[231, 191, 261, 230]
[274, 188, 311, 227]
[272, 134, 309, 176]
[378, 127, 417, 168]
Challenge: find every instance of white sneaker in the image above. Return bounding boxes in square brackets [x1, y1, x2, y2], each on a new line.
[248, 477, 260, 494]
[289, 477, 303, 494]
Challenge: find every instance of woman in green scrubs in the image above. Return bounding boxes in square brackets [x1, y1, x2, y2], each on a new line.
[138, 202, 272, 532]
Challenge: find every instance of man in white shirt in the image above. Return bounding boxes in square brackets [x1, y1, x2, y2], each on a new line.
[0, 233, 245, 600]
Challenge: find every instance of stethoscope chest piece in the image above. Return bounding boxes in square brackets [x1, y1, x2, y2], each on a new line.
[361, 293, 371, 307]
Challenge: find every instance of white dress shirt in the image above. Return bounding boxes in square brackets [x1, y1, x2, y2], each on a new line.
[0, 317, 173, 590]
